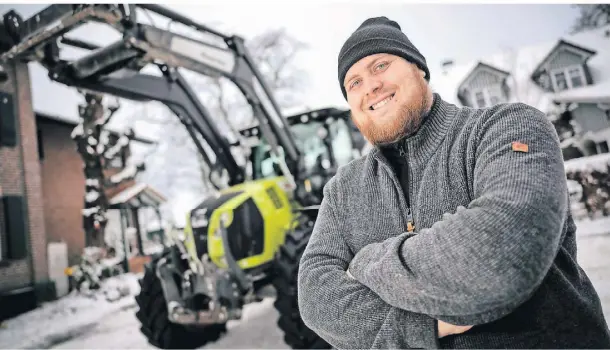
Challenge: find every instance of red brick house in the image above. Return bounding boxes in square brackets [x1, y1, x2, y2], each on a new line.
[0, 57, 163, 321]
[36, 112, 159, 265]
[0, 57, 48, 323]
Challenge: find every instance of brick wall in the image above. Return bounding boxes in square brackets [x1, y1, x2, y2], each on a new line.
[38, 117, 136, 266]
[1, 57, 139, 287]
[0, 61, 47, 290]
[39, 120, 87, 266]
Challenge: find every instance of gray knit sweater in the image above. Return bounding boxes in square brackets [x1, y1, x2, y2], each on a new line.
[297, 94, 610, 348]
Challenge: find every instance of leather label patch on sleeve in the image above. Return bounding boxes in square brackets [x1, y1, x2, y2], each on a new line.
[511, 141, 529, 153]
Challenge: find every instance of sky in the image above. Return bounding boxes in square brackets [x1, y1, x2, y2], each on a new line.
[2, 2, 581, 112]
[163, 1, 581, 110]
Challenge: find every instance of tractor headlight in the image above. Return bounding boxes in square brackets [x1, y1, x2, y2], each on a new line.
[220, 212, 231, 226]
[213, 211, 232, 238]
[213, 225, 222, 238]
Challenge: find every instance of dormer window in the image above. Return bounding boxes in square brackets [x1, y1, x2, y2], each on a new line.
[550, 64, 586, 92]
[471, 85, 503, 108]
[457, 62, 510, 109]
[531, 40, 596, 92]
[474, 90, 487, 108]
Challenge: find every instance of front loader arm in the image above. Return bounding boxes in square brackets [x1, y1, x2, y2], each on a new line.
[53, 68, 245, 187]
[137, 4, 300, 173]
[0, 4, 300, 187]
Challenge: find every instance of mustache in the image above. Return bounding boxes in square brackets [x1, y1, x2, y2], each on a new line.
[365, 91, 395, 106]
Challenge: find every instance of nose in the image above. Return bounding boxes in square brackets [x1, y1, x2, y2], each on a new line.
[366, 77, 382, 96]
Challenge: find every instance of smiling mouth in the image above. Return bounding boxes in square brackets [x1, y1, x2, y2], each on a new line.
[369, 93, 395, 111]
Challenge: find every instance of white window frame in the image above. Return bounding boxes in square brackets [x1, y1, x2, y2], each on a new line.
[597, 140, 609, 154]
[550, 64, 586, 92]
[470, 86, 503, 108]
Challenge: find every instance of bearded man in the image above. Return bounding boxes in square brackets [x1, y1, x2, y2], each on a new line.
[297, 16, 610, 349]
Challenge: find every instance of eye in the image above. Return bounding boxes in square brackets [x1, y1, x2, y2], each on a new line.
[349, 79, 361, 90]
[374, 62, 389, 71]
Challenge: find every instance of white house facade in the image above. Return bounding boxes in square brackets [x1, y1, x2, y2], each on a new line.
[431, 24, 610, 158]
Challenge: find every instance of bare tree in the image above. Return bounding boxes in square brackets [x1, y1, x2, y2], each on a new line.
[247, 27, 310, 111]
[132, 27, 309, 208]
[499, 46, 548, 109]
[571, 4, 610, 34]
[72, 92, 145, 247]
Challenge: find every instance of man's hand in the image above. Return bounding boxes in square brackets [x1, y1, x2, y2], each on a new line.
[349, 266, 472, 339]
[437, 320, 473, 338]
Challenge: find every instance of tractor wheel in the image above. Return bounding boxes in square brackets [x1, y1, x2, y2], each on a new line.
[135, 248, 227, 349]
[272, 224, 331, 349]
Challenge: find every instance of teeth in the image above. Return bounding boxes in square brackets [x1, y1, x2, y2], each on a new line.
[371, 95, 393, 110]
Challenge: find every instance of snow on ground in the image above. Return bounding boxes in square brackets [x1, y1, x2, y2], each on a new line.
[1, 217, 609, 349]
[574, 219, 610, 323]
[49, 297, 288, 349]
[575, 216, 610, 237]
[0, 273, 142, 349]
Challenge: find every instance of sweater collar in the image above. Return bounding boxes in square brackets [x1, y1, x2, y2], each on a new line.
[372, 93, 458, 167]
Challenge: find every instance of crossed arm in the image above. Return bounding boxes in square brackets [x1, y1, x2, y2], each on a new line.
[297, 182, 440, 349]
[297, 104, 569, 348]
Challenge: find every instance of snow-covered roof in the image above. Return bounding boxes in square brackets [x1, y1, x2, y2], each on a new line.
[564, 152, 610, 172]
[553, 81, 610, 103]
[109, 182, 167, 208]
[430, 24, 610, 110]
[35, 110, 156, 145]
[29, 62, 88, 124]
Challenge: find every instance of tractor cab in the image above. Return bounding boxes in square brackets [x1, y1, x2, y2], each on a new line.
[241, 107, 361, 205]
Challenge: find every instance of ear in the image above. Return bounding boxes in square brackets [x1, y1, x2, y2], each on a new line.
[411, 63, 425, 78]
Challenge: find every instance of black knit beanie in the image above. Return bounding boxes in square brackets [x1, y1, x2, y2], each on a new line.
[338, 16, 430, 99]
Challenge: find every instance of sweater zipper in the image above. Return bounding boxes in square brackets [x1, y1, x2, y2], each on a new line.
[399, 143, 415, 233]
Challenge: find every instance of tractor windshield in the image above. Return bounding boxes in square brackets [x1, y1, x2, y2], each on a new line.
[251, 118, 354, 180]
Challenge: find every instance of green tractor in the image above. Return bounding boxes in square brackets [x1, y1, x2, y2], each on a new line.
[140, 107, 360, 349]
[0, 4, 365, 349]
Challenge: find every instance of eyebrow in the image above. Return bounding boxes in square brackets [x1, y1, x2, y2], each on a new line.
[344, 56, 387, 87]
